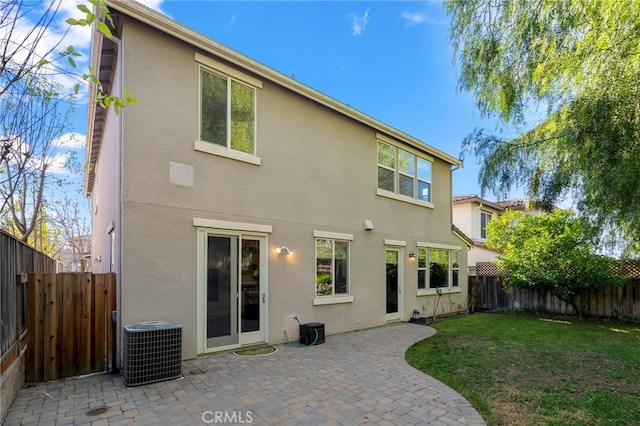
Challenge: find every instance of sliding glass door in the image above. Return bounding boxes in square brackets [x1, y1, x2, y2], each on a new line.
[202, 232, 265, 351]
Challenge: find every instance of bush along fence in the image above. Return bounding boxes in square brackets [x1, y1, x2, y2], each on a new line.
[470, 260, 640, 319]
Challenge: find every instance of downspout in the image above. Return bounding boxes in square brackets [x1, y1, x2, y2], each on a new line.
[114, 33, 125, 371]
[450, 162, 461, 227]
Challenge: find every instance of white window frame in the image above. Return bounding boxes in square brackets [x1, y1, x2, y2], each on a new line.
[313, 231, 354, 305]
[195, 53, 262, 166]
[480, 210, 493, 240]
[416, 243, 462, 296]
[376, 135, 434, 209]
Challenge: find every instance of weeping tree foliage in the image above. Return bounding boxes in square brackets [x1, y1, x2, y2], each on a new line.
[446, 0, 640, 252]
[486, 209, 626, 318]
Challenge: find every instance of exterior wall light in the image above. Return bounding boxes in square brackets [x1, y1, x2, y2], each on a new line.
[275, 245, 292, 255]
[408, 251, 416, 261]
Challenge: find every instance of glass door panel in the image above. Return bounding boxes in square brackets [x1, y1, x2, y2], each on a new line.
[386, 249, 400, 321]
[206, 235, 238, 348]
[240, 239, 260, 333]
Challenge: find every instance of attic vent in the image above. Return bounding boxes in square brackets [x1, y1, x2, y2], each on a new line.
[123, 321, 182, 387]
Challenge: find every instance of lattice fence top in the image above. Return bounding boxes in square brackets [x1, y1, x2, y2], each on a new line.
[476, 262, 500, 276]
[621, 260, 640, 278]
[475, 260, 640, 278]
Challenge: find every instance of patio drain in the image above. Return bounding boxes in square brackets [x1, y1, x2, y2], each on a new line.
[86, 406, 110, 416]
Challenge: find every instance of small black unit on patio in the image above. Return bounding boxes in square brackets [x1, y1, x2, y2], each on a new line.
[299, 322, 325, 345]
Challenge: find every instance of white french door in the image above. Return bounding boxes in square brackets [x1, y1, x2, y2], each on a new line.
[385, 247, 404, 322]
[198, 231, 266, 352]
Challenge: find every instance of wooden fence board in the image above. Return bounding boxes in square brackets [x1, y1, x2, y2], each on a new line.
[61, 275, 75, 378]
[25, 273, 117, 383]
[43, 274, 58, 382]
[78, 274, 92, 375]
[472, 263, 640, 319]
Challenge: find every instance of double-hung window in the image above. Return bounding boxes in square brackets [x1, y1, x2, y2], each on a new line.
[480, 211, 493, 240]
[315, 238, 350, 297]
[377, 139, 432, 203]
[417, 246, 461, 290]
[200, 67, 256, 155]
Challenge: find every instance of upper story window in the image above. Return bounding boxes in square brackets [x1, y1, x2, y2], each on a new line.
[377, 139, 432, 204]
[417, 246, 460, 290]
[480, 210, 493, 240]
[200, 67, 256, 155]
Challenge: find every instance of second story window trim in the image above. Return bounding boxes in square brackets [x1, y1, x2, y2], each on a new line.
[376, 134, 434, 208]
[195, 53, 262, 165]
[479, 210, 493, 241]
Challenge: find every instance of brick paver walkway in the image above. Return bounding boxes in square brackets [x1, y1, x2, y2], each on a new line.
[3, 323, 485, 425]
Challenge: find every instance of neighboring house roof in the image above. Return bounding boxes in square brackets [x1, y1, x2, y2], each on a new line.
[494, 199, 527, 209]
[495, 198, 556, 212]
[452, 195, 556, 213]
[452, 194, 505, 211]
[84, 0, 463, 196]
[452, 224, 474, 248]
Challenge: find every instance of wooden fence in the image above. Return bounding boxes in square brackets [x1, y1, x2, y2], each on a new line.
[25, 273, 117, 383]
[1, 230, 60, 362]
[470, 261, 640, 318]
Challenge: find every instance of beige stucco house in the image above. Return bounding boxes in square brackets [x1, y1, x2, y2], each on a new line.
[85, 1, 471, 360]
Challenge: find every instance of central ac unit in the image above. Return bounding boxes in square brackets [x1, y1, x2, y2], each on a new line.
[123, 321, 182, 387]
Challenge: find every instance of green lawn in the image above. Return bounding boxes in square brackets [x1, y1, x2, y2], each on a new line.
[405, 313, 640, 426]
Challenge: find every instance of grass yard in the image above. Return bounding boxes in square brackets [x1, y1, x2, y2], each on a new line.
[405, 313, 640, 426]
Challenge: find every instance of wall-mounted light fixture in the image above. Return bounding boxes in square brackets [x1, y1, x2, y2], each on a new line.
[408, 251, 416, 261]
[275, 245, 292, 255]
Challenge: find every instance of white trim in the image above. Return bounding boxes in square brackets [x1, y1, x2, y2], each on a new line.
[195, 52, 263, 88]
[193, 217, 273, 233]
[313, 230, 354, 241]
[197, 231, 268, 354]
[196, 229, 206, 354]
[384, 246, 404, 322]
[377, 133, 434, 162]
[313, 295, 354, 306]
[417, 288, 462, 297]
[384, 239, 406, 247]
[417, 241, 462, 250]
[376, 189, 435, 209]
[194, 141, 262, 166]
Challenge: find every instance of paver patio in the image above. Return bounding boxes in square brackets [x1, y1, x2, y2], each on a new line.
[3, 323, 485, 425]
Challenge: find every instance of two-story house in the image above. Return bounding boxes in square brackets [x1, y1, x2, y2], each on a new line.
[453, 195, 551, 275]
[85, 1, 471, 360]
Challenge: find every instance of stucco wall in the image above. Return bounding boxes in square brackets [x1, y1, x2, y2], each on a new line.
[453, 202, 474, 238]
[94, 17, 468, 359]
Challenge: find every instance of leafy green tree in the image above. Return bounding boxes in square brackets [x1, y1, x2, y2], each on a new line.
[445, 0, 640, 252]
[486, 209, 625, 318]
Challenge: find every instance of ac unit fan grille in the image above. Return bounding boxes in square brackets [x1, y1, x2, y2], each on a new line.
[123, 322, 182, 387]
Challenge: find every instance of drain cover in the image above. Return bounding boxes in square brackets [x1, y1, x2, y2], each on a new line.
[86, 406, 110, 416]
